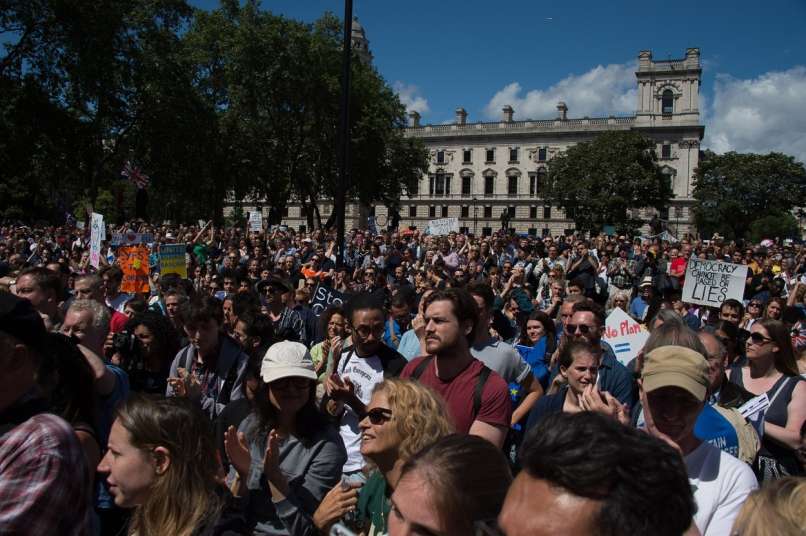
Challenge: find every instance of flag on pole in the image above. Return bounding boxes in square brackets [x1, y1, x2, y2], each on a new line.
[121, 160, 150, 190]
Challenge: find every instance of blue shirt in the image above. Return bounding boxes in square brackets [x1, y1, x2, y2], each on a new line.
[694, 404, 740, 459]
[514, 337, 549, 390]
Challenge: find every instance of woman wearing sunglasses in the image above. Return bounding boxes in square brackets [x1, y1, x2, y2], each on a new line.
[525, 340, 629, 431]
[729, 319, 805, 481]
[311, 378, 454, 534]
[224, 341, 346, 535]
[740, 299, 764, 331]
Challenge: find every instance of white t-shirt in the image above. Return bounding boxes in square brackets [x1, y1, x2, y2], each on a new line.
[685, 441, 757, 536]
[337, 349, 385, 472]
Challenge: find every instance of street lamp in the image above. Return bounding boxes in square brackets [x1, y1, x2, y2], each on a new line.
[473, 196, 478, 235]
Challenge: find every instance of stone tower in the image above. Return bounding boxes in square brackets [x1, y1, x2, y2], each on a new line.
[351, 17, 373, 65]
[635, 48, 701, 126]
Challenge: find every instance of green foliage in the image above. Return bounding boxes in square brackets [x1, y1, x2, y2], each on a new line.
[693, 151, 806, 240]
[542, 131, 672, 233]
[0, 0, 427, 225]
[749, 212, 801, 243]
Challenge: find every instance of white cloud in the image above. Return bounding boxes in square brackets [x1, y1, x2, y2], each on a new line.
[483, 62, 636, 120]
[393, 81, 430, 115]
[704, 67, 806, 164]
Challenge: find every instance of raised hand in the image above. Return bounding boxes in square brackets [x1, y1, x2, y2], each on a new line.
[224, 425, 252, 478]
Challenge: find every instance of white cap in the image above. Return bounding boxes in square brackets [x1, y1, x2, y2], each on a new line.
[260, 340, 317, 384]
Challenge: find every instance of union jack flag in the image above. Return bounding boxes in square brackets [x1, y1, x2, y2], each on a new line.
[121, 160, 150, 190]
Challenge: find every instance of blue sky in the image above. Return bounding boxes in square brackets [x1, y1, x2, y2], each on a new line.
[196, 0, 806, 161]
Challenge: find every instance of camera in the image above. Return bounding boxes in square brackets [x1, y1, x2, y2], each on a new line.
[111, 330, 143, 372]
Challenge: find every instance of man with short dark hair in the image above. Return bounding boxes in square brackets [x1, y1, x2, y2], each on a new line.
[718, 299, 744, 326]
[402, 288, 511, 447]
[13, 266, 63, 330]
[99, 264, 129, 313]
[500, 412, 696, 536]
[167, 296, 248, 420]
[0, 294, 92, 534]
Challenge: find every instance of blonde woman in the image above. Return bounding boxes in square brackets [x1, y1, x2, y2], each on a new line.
[313, 378, 454, 535]
[731, 477, 806, 536]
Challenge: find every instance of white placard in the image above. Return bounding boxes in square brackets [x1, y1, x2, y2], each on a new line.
[681, 259, 748, 308]
[89, 212, 104, 269]
[248, 211, 263, 232]
[426, 217, 459, 236]
[602, 307, 650, 366]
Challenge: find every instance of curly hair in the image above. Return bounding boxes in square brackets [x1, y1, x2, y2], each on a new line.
[125, 311, 181, 362]
[372, 378, 454, 461]
[731, 477, 806, 536]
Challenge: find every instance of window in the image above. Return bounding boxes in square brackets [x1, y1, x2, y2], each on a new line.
[436, 150, 445, 164]
[441, 206, 449, 217]
[483, 206, 492, 218]
[508, 175, 518, 195]
[482, 227, 492, 237]
[486, 148, 495, 163]
[409, 179, 419, 196]
[409, 205, 417, 218]
[537, 147, 547, 162]
[662, 90, 674, 115]
[429, 206, 436, 218]
[509, 147, 518, 162]
[459, 226, 469, 234]
[566, 206, 576, 219]
[430, 173, 451, 196]
[661, 144, 671, 159]
[484, 176, 495, 195]
[530, 168, 547, 197]
[543, 206, 551, 219]
[462, 175, 472, 195]
[463, 149, 472, 164]
[660, 206, 669, 221]
[507, 206, 516, 218]
[461, 205, 469, 218]
[530, 206, 538, 219]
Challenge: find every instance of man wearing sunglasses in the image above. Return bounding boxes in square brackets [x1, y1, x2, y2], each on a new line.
[325, 293, 407, 483]
[563, 301, 635, 408]
[257, 276, 305, 344]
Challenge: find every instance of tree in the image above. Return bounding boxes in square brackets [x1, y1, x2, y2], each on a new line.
[693, 150, 806, 240]
[749, 212, 800, 243]
[542, 130, 672, 234]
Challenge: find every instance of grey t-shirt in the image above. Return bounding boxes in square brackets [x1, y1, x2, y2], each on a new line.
[470, 338, 531, 384]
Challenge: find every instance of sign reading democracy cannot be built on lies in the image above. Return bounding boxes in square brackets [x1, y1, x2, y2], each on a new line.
[681, 259, 748, 308]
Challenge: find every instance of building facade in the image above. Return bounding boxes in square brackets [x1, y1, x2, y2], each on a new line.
[251, 23, 704, 237]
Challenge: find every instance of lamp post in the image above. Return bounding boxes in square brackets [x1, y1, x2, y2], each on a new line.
[335, 0, 353, 269]
[473, 196, 478, 235]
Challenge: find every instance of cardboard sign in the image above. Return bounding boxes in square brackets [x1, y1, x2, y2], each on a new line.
[426, 217, 459, 236]
[682, 259, 748, 308]
[89, 213, 104, 269]
[159, 243, 187, 278]
[248, 211, 263, 232]
[118, 245, 150, 293]
[310, 284, 347, 317]
[111, 232, 155, 246]
[602, 307, 650, 366]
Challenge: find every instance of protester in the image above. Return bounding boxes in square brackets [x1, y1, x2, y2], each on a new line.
[401, 288, 512, 447]
[388, 434, 512, 536]
[99, 394, 247, 536]
[501, 412, 696, 536]
[731, 477, 806, 536]
[224, 341, 346, 535]
[729, 319, 805, 479]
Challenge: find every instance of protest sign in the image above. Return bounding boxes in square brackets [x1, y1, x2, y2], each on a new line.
[310, 284, 347, 317]
[118, 245, 150, 293]
[248, 211, 263, 232]
[426, 217, 459, 236]
[602, 307, 649, 366]
[681, 259, 748, 308]
[160, 244, 187, 278]
[90, 213, 104, 269]
[111, 232, 155, 246]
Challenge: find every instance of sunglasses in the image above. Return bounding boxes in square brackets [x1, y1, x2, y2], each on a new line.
[566, 324, 594, 335]
[748, 332, 773, 345]
[365, 407, 393, 425]
[748, 302, 761, 307]
[271, 377, 311, 390]
[354, 324, 385, 339]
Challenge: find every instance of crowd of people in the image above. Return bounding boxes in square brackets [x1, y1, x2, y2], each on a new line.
[1, 219, 805, 536]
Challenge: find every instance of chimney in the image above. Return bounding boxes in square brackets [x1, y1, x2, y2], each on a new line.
[455, 107, 467, 125]
[408, 110, 421, 127]
[685, 47, 700, 68]
[556, 101, 568, 121]
[502, 105, 514, 122]
[638, 50, 652, 71]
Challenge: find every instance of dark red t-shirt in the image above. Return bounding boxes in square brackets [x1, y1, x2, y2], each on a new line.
[671, 257, 688, 286]
[401, 356, 511, 434]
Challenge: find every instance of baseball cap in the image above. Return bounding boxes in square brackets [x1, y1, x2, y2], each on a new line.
[641, 346, 709, 402]
[639, 276, 653, 288]
[0, 293, 49, 352]
[260, 341, 317, 384]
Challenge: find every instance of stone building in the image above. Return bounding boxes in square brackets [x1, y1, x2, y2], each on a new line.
[254, 22, 704, 236]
